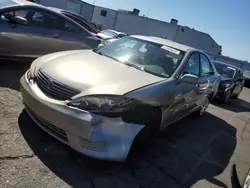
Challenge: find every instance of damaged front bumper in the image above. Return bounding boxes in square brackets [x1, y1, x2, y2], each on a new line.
[20, 72, 145, 161]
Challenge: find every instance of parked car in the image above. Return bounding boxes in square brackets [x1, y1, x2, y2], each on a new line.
[243, 70, 250, 86]
[213, 61, 244, 103]
[0, 0, 100, 61]
[48, 7, 100, 35]
[97, 29, 127, 39]
[20, 36, 220, 161]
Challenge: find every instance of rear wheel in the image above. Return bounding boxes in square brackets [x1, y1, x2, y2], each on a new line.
[223, 89, 232, 103]
[232, 87, 242, 99]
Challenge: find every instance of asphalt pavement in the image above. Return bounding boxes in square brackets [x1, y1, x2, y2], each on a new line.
[1, 62, 250, 188]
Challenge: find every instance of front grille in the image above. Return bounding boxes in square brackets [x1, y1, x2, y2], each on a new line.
[27, 108, 68, 143]
[36, 69, 80, 100]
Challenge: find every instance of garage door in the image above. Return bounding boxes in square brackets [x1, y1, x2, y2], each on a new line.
[66, 1, 81, 14]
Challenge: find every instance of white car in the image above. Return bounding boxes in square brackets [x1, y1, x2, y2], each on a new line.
[97, 29, 127, 39]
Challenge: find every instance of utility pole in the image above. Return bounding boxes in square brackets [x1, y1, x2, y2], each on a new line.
[93, 0, 95, 5]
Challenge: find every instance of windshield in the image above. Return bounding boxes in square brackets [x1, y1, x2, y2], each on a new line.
[100, 30, 118, 38]
[96, 37, 185, 78]
[214, 62, 236, 78]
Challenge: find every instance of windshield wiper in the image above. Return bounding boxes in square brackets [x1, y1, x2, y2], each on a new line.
[124, 62, 144, 70]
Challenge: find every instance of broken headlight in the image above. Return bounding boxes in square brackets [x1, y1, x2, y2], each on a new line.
[67, 95, 136, 117]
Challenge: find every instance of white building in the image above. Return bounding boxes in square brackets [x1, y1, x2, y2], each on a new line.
[39, 0, 221, 55]
[39, 0, 94, 21]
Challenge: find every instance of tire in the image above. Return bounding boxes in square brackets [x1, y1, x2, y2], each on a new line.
[232, 93, 239, 99]
[134, 107, 161, 142]
[128, 107, 161, 159]
[232, 88, 242, 99]
[223, 89, 232, 103]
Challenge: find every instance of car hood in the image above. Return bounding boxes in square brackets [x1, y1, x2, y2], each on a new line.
[33, 50, 165, 96]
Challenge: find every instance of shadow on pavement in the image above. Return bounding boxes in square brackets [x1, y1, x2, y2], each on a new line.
[18, 110, 236, 188]
[213, 98, 250, 113]
[0, 61, 31, 91]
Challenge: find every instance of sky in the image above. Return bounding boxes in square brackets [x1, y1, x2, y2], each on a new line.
[84, 0, 250, 62]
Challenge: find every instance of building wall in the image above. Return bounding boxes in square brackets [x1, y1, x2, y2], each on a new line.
[65, 0, 81, 14]
[174, 26, 221, 54]
[39, 0, 66, 9]
[113, 12, 178, 40]
[91, 6, 117, 29]
[39, 0, 94, 21]
[79, 1, 94, 21]
[91, 10, 221, 54]
[206, 51, 245, 69]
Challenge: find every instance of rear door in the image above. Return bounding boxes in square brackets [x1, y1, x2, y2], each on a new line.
[56, 17, 93, 50]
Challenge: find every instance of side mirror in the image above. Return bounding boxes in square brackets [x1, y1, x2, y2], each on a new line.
[179, 74, 198, 85]
[11, 16, 28, 25]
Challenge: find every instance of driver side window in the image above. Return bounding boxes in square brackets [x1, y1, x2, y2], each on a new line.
[0, 9, 59, 29]
[182, 53, 199, 76]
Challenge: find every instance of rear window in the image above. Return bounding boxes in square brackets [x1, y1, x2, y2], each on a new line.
[63, 13, 97, 34]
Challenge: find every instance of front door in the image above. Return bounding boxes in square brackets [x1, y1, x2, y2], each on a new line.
[164, 53, 200, 125]
[196, 54, 215, 106]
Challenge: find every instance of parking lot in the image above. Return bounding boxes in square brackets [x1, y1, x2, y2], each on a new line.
[0, 62, 250, 188]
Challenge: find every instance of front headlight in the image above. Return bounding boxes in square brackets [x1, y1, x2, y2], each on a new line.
[29, 59, 38, 78]
[67, 95, 137, 117]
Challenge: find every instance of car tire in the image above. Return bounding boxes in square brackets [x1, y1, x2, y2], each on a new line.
[195, 96, 210, 117]
[223, 89, 232, 103]
[232, 88, 242, 99]
[127, 107, 161, 159]
[127, 106, 161, 147]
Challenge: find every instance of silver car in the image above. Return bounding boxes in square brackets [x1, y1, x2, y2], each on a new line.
[97, 29, 127, 39]
[0, 0, 100, 61]
[20, 36, 220, 161]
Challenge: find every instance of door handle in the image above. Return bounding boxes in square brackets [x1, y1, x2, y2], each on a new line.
[51, 34, 59, 38]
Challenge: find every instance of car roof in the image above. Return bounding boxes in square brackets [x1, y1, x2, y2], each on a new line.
[132, 35, 195, 52]
[213, 60, 242, 70]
